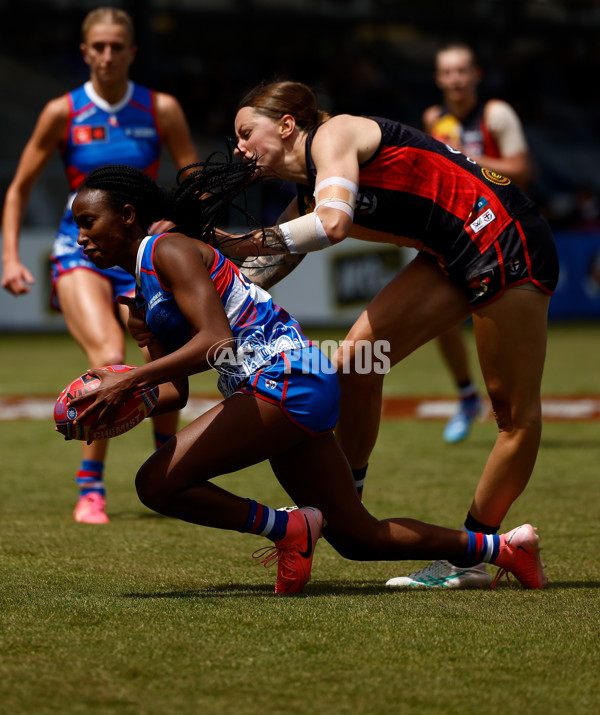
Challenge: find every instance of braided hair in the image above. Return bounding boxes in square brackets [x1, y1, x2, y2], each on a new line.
[79, 150, 262, 243]
[171, 151, 262, 242]
[78, 164, 173, 231]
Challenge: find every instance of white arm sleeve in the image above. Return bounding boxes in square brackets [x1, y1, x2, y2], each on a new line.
[278, 177, 359, 253]
[279, 212, 331, 254]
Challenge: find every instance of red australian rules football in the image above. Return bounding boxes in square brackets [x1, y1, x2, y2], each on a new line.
[54, 365, 159, 441]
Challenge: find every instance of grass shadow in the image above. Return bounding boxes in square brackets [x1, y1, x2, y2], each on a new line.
[121, 578, 600, 600]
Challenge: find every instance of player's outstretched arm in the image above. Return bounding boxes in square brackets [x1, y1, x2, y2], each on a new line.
[2, 96, 68, 294]
[235, 253, 306, 290]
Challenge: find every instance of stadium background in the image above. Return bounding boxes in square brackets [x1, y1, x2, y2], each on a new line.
[1, 0, 600, 328]
[1, 8, 599, 711]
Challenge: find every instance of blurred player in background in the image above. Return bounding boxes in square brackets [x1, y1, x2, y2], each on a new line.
[424, 42, 532, 444]
[1, 7, 198, 523]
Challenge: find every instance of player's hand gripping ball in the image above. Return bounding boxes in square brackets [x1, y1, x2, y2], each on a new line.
[54, 365, 159, 441]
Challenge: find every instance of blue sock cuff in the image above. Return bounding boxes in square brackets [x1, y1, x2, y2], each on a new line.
[81, 459, 104, 475]
[269, 510, 289, 542]
[467, 531, 501, 563]
[241, 499, 258, 533]
[239, 500, 289, 541]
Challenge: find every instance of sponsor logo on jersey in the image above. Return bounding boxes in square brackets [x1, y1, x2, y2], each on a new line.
[356, 190, 377, 215]
[474, 196, 489, 213]
[469, 208, 496, 234]
[125, 127, 158, 138]
[148, 292, 163, 311]
[75, 107, 97, 123]
[468, 274, 492, 299]
[508, 259, 521, 276]
[73, 125, 107, 145]
[481, 168, 511, 185]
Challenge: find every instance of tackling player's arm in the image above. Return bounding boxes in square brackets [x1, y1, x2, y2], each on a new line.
[228, 200, 306, 289]
[218, 115, 375, 259]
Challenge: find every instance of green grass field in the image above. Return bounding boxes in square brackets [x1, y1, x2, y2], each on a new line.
[1, 324, 599, 714]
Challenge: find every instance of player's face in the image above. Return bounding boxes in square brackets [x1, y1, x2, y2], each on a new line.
[234, 107, 284, 173]
[73, 189, 130, 270]
[81, 22, 136, 84]
[435, 48, 481, 102]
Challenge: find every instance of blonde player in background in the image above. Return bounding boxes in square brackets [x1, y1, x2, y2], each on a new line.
[1, 7, 199, 523]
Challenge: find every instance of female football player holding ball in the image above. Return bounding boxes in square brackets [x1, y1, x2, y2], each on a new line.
[63, 162, 547, 594]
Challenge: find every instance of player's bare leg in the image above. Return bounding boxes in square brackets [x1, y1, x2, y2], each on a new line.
[469, 285, 550, 526]
[57, 269, 127, 523]
[135, 394, 323, 594]
[135, 392, 545, 589]
[387, 284, 550, 589]
[270, 432, 546, 588]
[335, 254, 470, 473]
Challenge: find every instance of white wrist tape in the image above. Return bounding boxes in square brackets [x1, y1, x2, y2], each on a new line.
[279, 213, 331, 254]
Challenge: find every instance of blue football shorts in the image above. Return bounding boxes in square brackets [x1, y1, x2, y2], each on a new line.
[237, 345, 340, 436]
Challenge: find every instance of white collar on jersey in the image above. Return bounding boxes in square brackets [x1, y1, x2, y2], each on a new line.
[84, 80, 134, 115]
[135, 236, 152, 287]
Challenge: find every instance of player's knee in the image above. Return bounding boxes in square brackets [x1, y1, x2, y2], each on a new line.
[85, 346, 126, 369]
[488, 392, 542, 434]
[81, 334, 126, 368]
[334, 340, 389, 384]
[135, 466, 155, 509]
[135, 459, 167, 511]
[336, 365, 383, 396]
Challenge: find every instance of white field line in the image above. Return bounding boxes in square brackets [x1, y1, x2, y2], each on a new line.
[415, 398, 600, 420]
[2, 396, 600, 421]
[0, 396, 221, 421]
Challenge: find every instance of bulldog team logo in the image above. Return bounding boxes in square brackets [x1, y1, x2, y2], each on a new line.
[481, 168, 511, 186]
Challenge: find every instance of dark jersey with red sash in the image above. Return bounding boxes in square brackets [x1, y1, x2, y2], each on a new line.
[297, 117, 557, 306]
